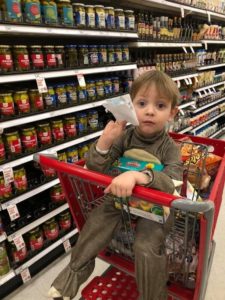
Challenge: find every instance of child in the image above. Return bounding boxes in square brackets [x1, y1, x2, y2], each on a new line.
[48, 70, 183, 300]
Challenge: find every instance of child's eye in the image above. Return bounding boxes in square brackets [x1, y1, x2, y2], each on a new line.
[137, 100, 146, 107]
[157, 103, 166, 109]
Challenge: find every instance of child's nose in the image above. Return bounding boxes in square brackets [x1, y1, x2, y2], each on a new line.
[146, 104, 155, 115]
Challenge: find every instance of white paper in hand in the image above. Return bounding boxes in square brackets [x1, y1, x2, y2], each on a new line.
[103, 94, 139, 126]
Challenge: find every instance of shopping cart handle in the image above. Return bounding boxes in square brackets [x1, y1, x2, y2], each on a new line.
[171, 198, 214, 213]
[33, 153, 57, 163]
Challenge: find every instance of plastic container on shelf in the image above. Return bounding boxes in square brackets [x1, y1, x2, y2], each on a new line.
[124, 10, 135, 31]
[43, 86, 57, 108]
[115, 8, 125, 31]
[55, 84, 67, 107]
[27, 226, 44, 251]
[78, 45, 89, 66]
[59, 211, 71, 230]
[66, 146, 78, 163]
[76, 112, 88, 134]
[37, 122, 52, 146]
[88, 110, 98, 131]
[86, 80, 96, 101]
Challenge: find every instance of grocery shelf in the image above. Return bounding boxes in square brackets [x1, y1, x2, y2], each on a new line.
[209, 127, 225, 138]
[179, 101, 195, 110]
[178, 126, 193, 134]
[191, 111, 225, 133]
[7, 203, 69, 242]
[0, 232, 7, 243]
[195, 80, 225, 93]
[0, 64, 137, 84]
[202, 39, 225, 45]
[0, 24, 138, 38]
[193, 97, 225, 114]
[172, 73, 199, 81]
[1, 179, 60, 210]
[14, 228, 78, 275]
[0, 270, 15, 286]
[197, 63, 225, 71]
[0, 130, 103, 171]
[128, 42, 202, 48]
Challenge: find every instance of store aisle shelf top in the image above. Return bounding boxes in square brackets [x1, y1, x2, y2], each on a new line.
[195, 80, 225, 93]
[128, 41, 202, 48]
[0, 24, 138, 38]
[0, 270, 15, 286]
[193, 96, 225, 113]
[191, 111, 225, 133]
[172, 73, 199, 81]
[197, 63, 225, 71]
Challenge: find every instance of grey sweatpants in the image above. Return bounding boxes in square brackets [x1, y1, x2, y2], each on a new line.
[52, 197, 172, 300]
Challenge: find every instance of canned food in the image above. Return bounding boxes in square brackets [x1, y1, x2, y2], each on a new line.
[37, 122, 52, 145]
[0, 45, 13, 73]
[50, 184, 65, 203]
[4, 130, 22, 156]
[0, 93, 15, 117]
[0, 175, 13, 201]
[86, 80, 96, 101]
[51, 119, 64, 141]
[59, 211, 71, 230]
[66, 146, 78, 163]
[78, 143, 89, 159]
[76, 112, 88, 134]
[43, 218, 59, 240]
[23, 0, 41, 24]
[63, 116, 76, 138]
[57, 150, 67, 162]
[73, 3, 85, 28]
[28, 227, 44, 251]
[29, 89, 44, 112]
[55, 84, 67, 107]
[65, 83, 77, 105]
[85, 5, 95, 28]
[21, 126, 38, 152]
[41, 0, 58, 25]
[88, 110, 98, 131]
[13, 166, 28, 193]
[13, 90, 31, 114]
[57, 0, 73, 26]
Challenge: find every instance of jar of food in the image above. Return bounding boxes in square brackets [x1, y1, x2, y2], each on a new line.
[66, 146, 78, 163]
[13, 90, 31, 114]
[112, 77, 120, 94]
[0, 93, 15, 117]
[55, 84, 67, 107]
[57, 150, 67, 162]
[86, 80, 96, 101]
[23, 0, 41, 24]
[59, 211, 71, 230]
[57, 0, 73, 26]
[28, 227, 44, 251]
[94, 5, 105, 29]
[9, 240, 27, 263]
[114, 45, 122, 63]
[104, 78, 112, 96]
[29, 45, 44, 70]
[65, 83, 77, 105]
[105, 6, 115, 29]
[89, 45, 99, 65]
[51, 119, 64, 141]
[76, 112, 88, 134]
[77, 85, 87, 103]
[50, 183, 65, 203]
[0, 242, 10, 276]
[85, 5, 95, 28]
[55, 45, 65, 68]
[0, 175, 13, 201]
[41, 0, 58, 25]
[0, 45, 13, 73]
[43, 45, 57, 69]
[88, 110, 98, 131]
[4, 130, 22, 156]
[0, 136, 5, 163]
[43, 218, 59, 240]
[78, 45, 89, 66]
[37, 122, 52, 145]
[1, 0, 22, 23]
[124, 10, 135, 31]
[13, 45, 30, 72]
[98, 45, 107, 65]
[115, 9, 125, 30]
[95, 80, 105, 99]
[72, 3, 85, 28]
[121, 45, 129, 62]
[21, 126, 38, 152]
[13, 166, 28, 193]
[43, 86, 57, 108]
[28, 89, 44, 112]
[78, 143, 89, 159]
[107, 45, 115, 64]
[65, 45, 78, 68]
[63, 116, 76, 138]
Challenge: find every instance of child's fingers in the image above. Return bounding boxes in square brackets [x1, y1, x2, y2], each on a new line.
[104, 185, 111, 194]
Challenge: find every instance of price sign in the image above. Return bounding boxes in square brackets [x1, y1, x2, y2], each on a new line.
[63, 239, 71, 253]
[35, 75, 48, 94]
[77, 74, 86, 87]
[13, 235, 25, 251]
[21, 268, 31, 283]
[3, 166, 14, 185]
[7, 204, 20, 221]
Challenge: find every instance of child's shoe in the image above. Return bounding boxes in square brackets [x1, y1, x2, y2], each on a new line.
[48, 286, 70, 300]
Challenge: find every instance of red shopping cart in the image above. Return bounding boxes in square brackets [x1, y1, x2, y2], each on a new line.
[35, 133, 225, 300]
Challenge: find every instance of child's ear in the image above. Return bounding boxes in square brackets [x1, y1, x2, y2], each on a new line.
[169, 106, 179, 121]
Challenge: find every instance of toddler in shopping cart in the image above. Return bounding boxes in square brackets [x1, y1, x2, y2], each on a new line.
[48, 70, 183, 300]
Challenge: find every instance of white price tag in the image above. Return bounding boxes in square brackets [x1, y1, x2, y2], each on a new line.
[3, 166, 14, 185]
[4, 25, 12, 31]
[0, 127, 3, 134]
[207, 12, 211, 23]
[7, 204, 20, 221]
[35, 75, 48, 94]
[204, 42, 208, 50]
[21, 268, 31, 283]
[77, 74, 86, 87]
[181, 7, 185, 18]
[13, 235, 25, 251]
[63, 239, 71, 253]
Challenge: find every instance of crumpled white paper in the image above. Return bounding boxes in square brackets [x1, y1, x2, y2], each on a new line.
[103, 94, 139, 126]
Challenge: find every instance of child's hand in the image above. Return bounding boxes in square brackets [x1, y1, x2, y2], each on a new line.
[97, 120, 127, 151]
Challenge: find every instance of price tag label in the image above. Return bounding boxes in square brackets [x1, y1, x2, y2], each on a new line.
[13, 235, 25, 251]
[21, 268, 31, 283]
[63, 239, 71, 253]
[207, 12, 211, 23]
[204, 42, 208, 50]
[7, 204, 20, 221]
[181, 7, 185, 18]
[35, 75, 48, 94]
[3, 166, 14, 185]
[0, 127, 3, 134]
[77, 74, 86, 87]
[4, 25, 12, 31]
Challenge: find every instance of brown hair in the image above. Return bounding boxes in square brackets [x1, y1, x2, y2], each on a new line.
[130, 70, 180, 108]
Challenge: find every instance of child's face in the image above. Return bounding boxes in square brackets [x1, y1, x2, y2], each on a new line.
[133, 83, 178, 137]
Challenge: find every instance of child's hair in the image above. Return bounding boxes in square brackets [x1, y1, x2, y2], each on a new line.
[130, 70, 180, 108]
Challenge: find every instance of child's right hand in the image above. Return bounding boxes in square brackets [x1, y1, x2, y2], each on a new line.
[96, 120, 127, 151]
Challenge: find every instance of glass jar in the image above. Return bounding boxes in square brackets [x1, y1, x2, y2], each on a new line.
[43, 218, 59, 241]
[4, 130, 22, 157]
[86, 80, 96, 101]
[72, 3, 85, 28]
[41, 0, 58, 25]
[63, 116, 76, 138]
[78, 143, 89, 159]
[13, 45, 30, 72]
[0, 175, 12, 201]
[37, 122, 52, 145]
[43, 45, 57, 69]
[85, 5, 95, 29]
[13, 166, 28, 193]
[104, 78, 112, 96]
[76, 112, 88, 135]
[88, 110, 98, 131]
[0, 45, 13, 73]
[23, 0, 41, 24]
[28, 227, 44, 251]
[89, 45, 99, 65]
[114, 45, 122, 63]
[66, 146, 78, 163]
[105, 6, 115, 29]
[94, 5, 105, 29]
[0, 93, 15, 118]
[107, 45, 115, 64]
[55, 45, 65, 68]
[50, 183, 65, 203]
[57, 150, 67, 162]
[13, 90, 31, 114]
[98, 45, 107, 64]
[21, 126, 38, 152]
[115, 9, 125, 30]
[77, 85, 87, 103]
[59, 211, 71, 230]
[121, 45, 129, 62]
[57, 0, 73, 26]
[0, 242, 10, 276]
[1, 0, 22, 23]
[43, 86, 57, 108]
[29, 45, 44, 70]
[78, 45, 89, 66]
[51, 119, 64, 141]
[95, 79, 105, 99]
[65, 45, 78, 68]
[65, 83, 77, 105]
[112, 77, 120, 94]
[9, 240, 27, 263]
[0, 136, 5, 163]
[28, 89, 44, 111]
[124, 10, 135, 31]
[55, 84, 67, 107]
